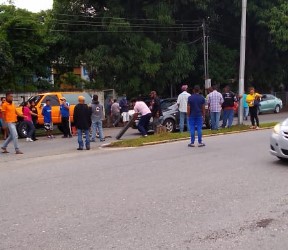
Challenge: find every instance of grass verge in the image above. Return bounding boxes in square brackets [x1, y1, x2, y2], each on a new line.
[108, 122, 278, 148]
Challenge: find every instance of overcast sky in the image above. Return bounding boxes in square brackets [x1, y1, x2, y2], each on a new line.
[0, 0, 53, 12]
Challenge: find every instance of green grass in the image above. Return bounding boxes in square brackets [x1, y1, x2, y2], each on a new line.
[108, 122, 278, 148]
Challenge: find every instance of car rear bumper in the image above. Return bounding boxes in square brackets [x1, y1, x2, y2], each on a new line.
[270, 132, 288, 159]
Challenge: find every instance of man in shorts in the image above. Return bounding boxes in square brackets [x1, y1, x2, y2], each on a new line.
[42, 99, 53, 138]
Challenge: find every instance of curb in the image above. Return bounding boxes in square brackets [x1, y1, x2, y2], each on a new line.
[102, 125, 275, 149]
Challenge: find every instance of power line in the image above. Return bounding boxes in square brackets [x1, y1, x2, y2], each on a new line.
[170, 37, 203, 45]
[11, 27, 202, 33]
[53, 13, 203, 24]
[52, 21, 202, 30]
[6, 16, 202, 29]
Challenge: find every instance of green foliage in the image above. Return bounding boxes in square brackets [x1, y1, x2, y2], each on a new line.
[60, 72, 87, 89]
[0, 5, 51, 91]
[1, 0, 288, 94]
[262, 2, 288, 51]
[209, 43, 237, 84]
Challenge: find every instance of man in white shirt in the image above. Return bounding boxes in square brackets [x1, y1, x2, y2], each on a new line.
[177, 85, 191, 132]
[132, 98, 152, 137]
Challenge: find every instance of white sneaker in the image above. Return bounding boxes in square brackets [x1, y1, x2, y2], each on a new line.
[26, 138, 33, 142]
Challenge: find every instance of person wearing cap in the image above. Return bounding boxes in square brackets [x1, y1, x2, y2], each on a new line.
[177, 84, 191, 133]
[60, 97, 72, 138]
[73, 96, 92, 150]
[42, 99, 53, 139]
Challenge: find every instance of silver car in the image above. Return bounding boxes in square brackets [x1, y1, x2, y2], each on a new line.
[270, 119, 288, 162]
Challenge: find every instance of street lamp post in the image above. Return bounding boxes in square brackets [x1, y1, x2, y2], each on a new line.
[238, 0, 247, 125]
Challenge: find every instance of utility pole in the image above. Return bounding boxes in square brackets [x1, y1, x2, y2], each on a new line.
[203, 20, 207, 80]
[206, 35, 209, 79]
[238, 0, 247, 124]
[203, 20, 210, 93]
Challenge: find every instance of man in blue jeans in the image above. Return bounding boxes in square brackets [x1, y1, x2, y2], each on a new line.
[177, 85, 190, 132]
[207, 85, 224, 130]
[90, 94, 105, 142]
[187, 85, 206, 147]
[1, 92, 24, 154]
[222, 85, 237, 128]
[73, 96, 92, 150]
[131, 97, 152, 137]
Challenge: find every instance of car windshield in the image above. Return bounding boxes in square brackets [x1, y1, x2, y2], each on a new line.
[161, 99, 177, 110]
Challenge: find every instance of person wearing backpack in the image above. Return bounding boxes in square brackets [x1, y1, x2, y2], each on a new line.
[90, 94, 105, 142]
[221, 85, 237, 128]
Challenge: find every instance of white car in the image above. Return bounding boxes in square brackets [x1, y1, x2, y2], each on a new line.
[270, 119, 288, 162]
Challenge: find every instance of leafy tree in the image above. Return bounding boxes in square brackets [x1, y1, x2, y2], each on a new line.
[0, 5, 51, 91]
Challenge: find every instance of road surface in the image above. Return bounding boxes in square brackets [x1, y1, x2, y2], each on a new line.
[1, 128, 288, 249]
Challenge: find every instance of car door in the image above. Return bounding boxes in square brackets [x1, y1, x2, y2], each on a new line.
[266, 95, 277, 112]
[259, 95, 269, 112]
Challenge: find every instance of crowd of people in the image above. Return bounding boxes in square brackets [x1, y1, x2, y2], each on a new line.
[180, 84, 262, 147]
[0, 86, 262, 154]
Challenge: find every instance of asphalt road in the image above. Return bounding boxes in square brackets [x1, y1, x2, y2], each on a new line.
[1, 126, 288, 249]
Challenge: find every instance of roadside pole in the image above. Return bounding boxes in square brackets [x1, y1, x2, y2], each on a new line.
[238, 0, 247, 124]
[203, 20, 207, 81]
[203, 20, 211, 95]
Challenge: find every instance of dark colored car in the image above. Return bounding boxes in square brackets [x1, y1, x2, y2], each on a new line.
[160, 98, 211, 132]
[132, 98, 210, 133]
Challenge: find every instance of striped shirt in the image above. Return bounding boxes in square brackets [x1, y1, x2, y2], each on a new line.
[207, 90, 224, 112]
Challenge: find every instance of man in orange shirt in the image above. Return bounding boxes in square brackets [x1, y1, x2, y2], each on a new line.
[1, 92, 24, 154]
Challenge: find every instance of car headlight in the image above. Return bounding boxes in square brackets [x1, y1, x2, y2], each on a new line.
[273, 123, 281, 134]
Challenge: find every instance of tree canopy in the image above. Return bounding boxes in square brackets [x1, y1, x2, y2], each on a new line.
[1, 0, 288, 95]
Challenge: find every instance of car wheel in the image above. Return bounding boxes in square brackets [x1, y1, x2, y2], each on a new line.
[163, 119, 176, 133]
[17, 121, 28, 138]
[274, 105, 280, 113]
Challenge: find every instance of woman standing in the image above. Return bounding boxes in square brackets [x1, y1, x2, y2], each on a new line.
[0, 97, 8, 139]
[246, 87, 262, 129]
[29, 101, 38, 141]
[22, 102, 38, 142]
